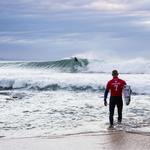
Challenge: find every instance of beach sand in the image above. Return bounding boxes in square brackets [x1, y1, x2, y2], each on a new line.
[0, 131, 150, 150]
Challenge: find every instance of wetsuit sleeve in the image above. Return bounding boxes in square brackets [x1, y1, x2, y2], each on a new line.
[104, 89, 109, 101]
[104, 82, 110, 101]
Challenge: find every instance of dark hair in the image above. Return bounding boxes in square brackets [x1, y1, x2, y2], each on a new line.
[112, 70, 118, 76]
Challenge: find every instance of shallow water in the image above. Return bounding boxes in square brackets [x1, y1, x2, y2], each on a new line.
[0, 89, 150, 138]
[0, 63, 150, 138]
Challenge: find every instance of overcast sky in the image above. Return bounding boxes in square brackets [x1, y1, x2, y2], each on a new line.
[0, 0, 150, 60]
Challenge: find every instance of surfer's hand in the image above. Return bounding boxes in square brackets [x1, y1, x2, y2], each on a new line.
[104, 100, 107, 106]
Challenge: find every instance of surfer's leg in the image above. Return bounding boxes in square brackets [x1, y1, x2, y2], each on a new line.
[117, 98, 123, 123]
[109, 97, 115, 125]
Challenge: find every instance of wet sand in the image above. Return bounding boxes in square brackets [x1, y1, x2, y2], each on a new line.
[0, 131, 150, 150]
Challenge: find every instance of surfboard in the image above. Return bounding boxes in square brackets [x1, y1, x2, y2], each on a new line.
[123, 85, 131, 105]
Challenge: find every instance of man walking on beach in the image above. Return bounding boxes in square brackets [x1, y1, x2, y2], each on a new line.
[104, 70, 126, 128]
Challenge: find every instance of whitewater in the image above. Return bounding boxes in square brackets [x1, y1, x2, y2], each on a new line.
[0, 58, 150, 138]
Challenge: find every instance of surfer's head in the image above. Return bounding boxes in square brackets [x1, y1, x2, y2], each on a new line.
[112, 70, 118, 77]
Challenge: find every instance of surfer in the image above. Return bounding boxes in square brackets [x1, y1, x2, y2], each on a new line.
[74, 57, 79, 62]
[104, 70, 126, 128]
[74, 57, 82, 67]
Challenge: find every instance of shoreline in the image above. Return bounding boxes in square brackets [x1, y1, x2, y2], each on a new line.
[0, 131, 150, 150]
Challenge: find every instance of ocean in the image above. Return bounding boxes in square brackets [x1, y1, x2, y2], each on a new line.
[0, 58, 150, 138]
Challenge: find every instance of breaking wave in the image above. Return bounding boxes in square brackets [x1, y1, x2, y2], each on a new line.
[0, 78, 103, 92]
[0, 58, 89, 73]
[1, 57, 150, 74]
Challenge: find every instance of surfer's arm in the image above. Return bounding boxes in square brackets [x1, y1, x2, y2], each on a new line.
[104, 82, 110, 106]
[104, 89, 109, 106]
[104, 89, 109, 101]
[104, 82, 110, 100]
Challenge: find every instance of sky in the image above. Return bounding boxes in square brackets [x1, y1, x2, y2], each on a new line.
[0, 0, 150, 60]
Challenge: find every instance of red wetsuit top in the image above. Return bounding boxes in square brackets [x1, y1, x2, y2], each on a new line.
[106, 76, 126, 96]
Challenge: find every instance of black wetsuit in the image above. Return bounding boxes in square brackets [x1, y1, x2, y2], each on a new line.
[109, 96, 123, 125]
[104, 76, 126, 126]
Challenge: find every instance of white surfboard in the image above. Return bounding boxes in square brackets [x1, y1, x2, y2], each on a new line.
[123, 85, 131, 105]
